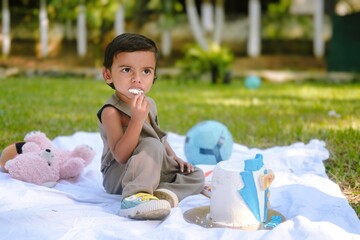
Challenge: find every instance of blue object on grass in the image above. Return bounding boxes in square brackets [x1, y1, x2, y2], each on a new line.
[245, 75, 262, 89]
[184, 120, 233, 165]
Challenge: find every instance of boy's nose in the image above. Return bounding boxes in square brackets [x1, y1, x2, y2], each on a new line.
[131, 73, 141, 83]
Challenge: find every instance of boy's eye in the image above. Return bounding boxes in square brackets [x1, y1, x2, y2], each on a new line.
[121, 67, 130, 73]
[144, 69, 151, 75]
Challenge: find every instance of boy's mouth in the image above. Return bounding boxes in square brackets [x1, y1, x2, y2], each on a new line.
[128, 88, 144, 95]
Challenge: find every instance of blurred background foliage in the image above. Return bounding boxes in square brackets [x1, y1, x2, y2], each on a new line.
[2, 0, 345, 50]
[1, 0, 360, 74]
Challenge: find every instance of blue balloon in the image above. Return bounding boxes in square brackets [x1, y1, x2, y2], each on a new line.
[184, 120, 234, 165]
[245, 75, 262, 89]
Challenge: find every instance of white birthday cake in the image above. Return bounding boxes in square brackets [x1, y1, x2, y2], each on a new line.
[210, 154, 275, 228]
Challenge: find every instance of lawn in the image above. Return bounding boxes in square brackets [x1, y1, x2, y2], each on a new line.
[0, 76, 359, 216]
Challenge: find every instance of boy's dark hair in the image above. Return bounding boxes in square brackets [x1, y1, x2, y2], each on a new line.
[103, 33, 159, 89]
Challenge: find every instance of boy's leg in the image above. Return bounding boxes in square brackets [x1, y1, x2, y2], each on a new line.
[118, 138, 172, 219]
[121, 138, 165, 197]
[102, 137, 163, 196]
[122, 138, 204, 203]
[158, 157, 205, 202]
[102, 136, 204, 208]
[103, 137, 172, 219]
[102, 159, 127, 194]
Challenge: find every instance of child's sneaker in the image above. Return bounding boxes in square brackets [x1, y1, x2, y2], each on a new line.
[154, 188, 179, 208]
[119, 193, 171, 220]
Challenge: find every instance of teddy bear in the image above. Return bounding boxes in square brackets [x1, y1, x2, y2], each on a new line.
[1, 131, 96, 187]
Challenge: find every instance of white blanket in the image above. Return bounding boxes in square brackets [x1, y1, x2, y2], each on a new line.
[0, 132, 359, 240]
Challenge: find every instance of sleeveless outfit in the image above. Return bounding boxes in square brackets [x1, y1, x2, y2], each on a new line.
[97, 94, 204, 201]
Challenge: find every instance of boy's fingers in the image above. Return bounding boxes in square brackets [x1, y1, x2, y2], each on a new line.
[179, 162, 185, 172]
[187, 163, 194, 172]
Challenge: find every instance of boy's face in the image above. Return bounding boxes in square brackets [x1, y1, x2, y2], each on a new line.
[103, 51, 156, 101]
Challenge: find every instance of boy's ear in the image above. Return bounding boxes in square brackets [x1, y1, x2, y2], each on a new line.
[102, 68, 112, 83]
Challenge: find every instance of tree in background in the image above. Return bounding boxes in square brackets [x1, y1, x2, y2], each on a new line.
[48, 0, 78, 41]
[48, 0, 87, 57]
[185, 0, 225, 51]
[178, 0, 232, 84]
[2, 0, 10, 57]
[146, 0, 184, 57]
[49, 0, 134, 60]
[77, 2, 86, 57]
[39, 0, 48, 58]
[114, 0, 125, 35]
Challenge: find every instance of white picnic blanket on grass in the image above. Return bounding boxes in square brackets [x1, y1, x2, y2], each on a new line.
[0, 132, 359, 240]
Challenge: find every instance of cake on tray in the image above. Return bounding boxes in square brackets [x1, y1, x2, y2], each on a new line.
[210, 154, 275, 228]
[183, 154, 283, 230]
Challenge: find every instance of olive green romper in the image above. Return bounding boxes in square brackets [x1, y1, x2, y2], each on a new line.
[97, 94, 204, 201]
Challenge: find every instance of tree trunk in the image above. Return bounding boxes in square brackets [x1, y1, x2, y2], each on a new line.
[186, 0, 208, 51]
[114, 1, 125, 36]
[77, 4, 87, 57]
[161, 29, 172, 57]
[247, 0, 261, 57]
[201, 0, 213, 33]
[213, 0, 224, 45]
[39, 0, 48, 58]
[2, 0, 10, 56]
[314, 0, 324, 58]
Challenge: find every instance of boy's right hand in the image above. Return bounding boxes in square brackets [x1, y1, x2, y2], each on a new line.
[130, 94, 150, 124]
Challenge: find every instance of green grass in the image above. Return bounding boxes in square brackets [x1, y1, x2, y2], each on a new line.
[0, 76, 359, 216]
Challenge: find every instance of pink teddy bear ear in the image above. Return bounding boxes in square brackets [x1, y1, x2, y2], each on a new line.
[24, 131, 53, 149]
[21, 142, 41, 153]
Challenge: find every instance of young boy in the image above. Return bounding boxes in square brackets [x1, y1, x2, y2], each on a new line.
[97, 33, 205, 220]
